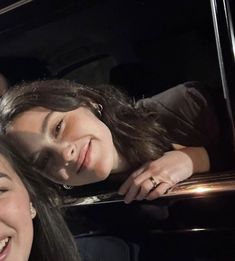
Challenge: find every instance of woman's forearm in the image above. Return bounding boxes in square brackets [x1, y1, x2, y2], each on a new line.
[175, 146, 210, 173]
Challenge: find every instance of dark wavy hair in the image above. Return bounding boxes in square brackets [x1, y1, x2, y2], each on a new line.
[0, 79, 172, 171]
[0, 137, 80, 261]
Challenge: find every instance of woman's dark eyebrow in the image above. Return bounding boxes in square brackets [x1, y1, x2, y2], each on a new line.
[41, 111, 55, 134]
[0, 172, 11, 180]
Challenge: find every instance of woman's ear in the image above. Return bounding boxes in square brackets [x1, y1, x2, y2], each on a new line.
[30, 202, 37, 219]
[91, 103, 103, 117]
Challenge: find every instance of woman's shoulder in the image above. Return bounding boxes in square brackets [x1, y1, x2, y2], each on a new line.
[136, 81, 210, 112]
[136, 81, 220, 146]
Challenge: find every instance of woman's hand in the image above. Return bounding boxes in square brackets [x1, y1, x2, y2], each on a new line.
[118, 147, 210, 204]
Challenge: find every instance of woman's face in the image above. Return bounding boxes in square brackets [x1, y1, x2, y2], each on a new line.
[8, 106, 125, 186]
[0, 154, 34, 261]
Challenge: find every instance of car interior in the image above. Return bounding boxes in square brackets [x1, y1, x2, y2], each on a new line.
[0, 0, 235, 260]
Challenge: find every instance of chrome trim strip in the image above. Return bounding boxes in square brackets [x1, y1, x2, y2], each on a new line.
[210, 0, 235, 131]
[62, 171, 235, 207]
[0, 0, 33, 15]
[210, 0, 229, 100]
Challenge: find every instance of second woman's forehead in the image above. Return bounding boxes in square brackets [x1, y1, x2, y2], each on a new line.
[9, 107, 51, 133]
[5, 108, 51, 161]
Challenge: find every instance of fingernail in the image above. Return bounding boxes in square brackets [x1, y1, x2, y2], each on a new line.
[118, 190, 124, 195]
[124, 198, 130, 204]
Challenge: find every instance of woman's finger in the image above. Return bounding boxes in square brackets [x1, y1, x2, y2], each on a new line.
[136, 177, 160, 201]
[122, 170, 152, 203]
[146, 182, 171, 200]
[118, 165, 147, 195]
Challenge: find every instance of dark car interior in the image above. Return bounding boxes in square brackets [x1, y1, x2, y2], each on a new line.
[0, 0, 224, 92]
[1, 0, 235, 260]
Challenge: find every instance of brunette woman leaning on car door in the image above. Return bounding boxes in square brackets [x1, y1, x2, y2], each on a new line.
[0, 80, 232, 204]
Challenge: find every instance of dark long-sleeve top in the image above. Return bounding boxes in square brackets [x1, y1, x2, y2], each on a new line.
[136, 82, 234, 172]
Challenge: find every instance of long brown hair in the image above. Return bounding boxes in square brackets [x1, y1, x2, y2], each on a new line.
[0, 79, 172, 170]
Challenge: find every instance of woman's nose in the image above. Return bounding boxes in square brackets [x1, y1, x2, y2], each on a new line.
[61, 143, 76, 162]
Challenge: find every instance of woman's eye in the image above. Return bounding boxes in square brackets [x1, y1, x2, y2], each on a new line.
[54, 119, 63, 138]
[0, 188, 8, 194]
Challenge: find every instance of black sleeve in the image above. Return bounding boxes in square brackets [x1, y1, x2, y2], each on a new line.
[136, 82, 232, 171]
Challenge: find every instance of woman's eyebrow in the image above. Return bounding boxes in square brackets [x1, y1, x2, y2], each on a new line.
[41, 111, 55, 134]
[0, 172, 11, 180]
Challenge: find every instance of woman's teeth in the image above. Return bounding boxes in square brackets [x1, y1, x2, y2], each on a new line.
[0, 237, 10, 253]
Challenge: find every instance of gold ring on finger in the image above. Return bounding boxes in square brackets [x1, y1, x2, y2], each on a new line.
[149, 176, 159, 190]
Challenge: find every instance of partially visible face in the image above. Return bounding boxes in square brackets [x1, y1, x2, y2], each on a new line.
[8, 106, 126, 186]
[0, 154, 34, 261]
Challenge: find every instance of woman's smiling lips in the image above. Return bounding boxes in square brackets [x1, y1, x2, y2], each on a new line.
[0, 237, 11, 261]
[76, 140, 91, 174]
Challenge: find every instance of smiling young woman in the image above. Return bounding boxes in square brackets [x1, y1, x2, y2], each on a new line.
[0, 80, 231, 203]
[0, 154, 34, 261]
[0, 137, 80, 261]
